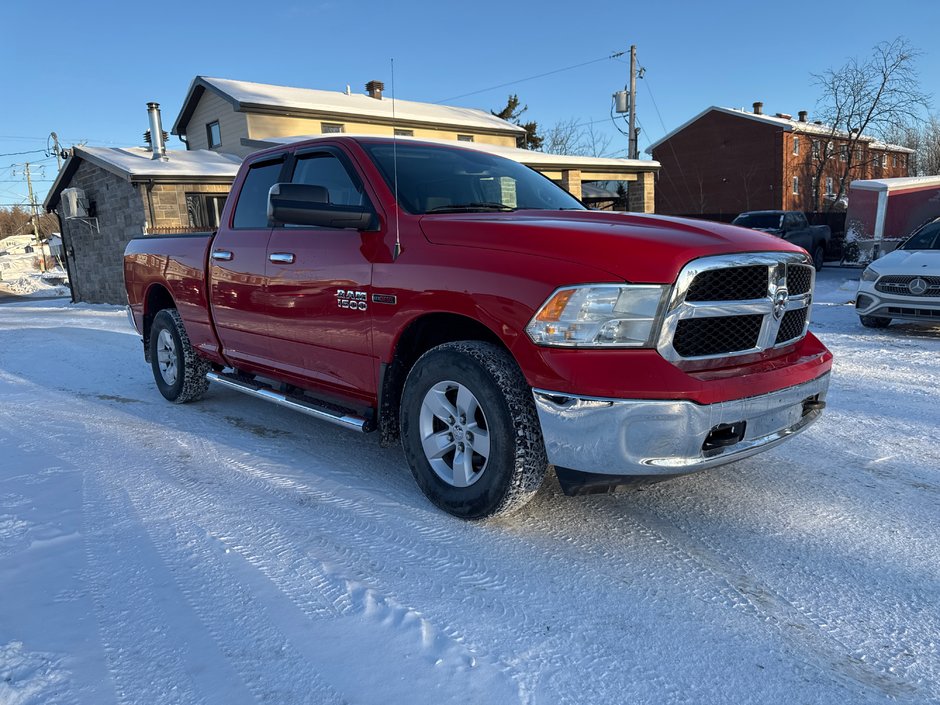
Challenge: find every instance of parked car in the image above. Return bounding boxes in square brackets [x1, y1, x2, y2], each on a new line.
[855, 217, 940, 328]
[124, 136, 832, 519]
[732, 211, 830, 271]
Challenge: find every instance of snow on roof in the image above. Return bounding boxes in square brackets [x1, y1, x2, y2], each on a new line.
[176, 76, 526, 136]
[43, 146, 241, 211]
[850, 175, 940, 192]
[646, 106, 916, 153]
[257, 134, 659, 172]
[76, 146, 242, 179]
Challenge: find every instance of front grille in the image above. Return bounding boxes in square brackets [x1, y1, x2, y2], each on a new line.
[786, 265, 814, 295]
[876, 275, 940, 297]
[775, 309, 807, 344]
[685, 265, 768, 301]
[886, 306, 940, 319]
[673, 315, 763, 357]
[659, 253, 815, 361]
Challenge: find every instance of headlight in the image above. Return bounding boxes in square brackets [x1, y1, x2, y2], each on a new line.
[526, 284, 668, 347]
[860, 266, 880, 283]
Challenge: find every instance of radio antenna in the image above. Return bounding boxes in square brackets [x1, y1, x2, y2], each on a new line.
[391, 58, 402, 261]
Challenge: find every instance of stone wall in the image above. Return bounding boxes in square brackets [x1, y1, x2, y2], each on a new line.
[59, 160, 231, 304]
[628, 172, 655, 214]
[60, 161, 146, 304]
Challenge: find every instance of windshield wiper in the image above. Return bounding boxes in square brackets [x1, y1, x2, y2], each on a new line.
[426, 202, 516, 213]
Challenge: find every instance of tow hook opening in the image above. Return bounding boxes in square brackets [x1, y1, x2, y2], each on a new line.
[702, 421, 747, 454]
[802, 395, 826, 417]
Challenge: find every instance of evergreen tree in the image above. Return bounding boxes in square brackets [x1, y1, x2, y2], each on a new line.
[491, 94, 544, 150]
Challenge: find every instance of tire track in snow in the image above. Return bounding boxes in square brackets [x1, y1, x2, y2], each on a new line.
[114, 480, 348, 705]
[56, 395, 901, 704]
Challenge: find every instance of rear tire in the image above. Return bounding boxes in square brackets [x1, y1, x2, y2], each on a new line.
[400, 341, 547, 520]
[149, 308, 211, 403]
[812, 244, 826, 271]
[859, 315, 891, 329]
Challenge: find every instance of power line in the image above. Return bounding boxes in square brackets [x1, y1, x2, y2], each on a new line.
[0, 148, 47, 157]
[434, 51, 626, 104]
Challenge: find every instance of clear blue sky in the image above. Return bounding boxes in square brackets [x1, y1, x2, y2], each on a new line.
[2, 0, 938, 208]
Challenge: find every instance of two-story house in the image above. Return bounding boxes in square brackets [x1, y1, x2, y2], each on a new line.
[649, 102, 912, 216]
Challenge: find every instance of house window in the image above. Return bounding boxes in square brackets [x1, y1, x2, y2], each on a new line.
[187, 193, 228, 228]
[321, 122, 345, 134]
[206, 121, 222, 149]
[811, 140, 820, 159]
[893, 154, 898, 167]
[792, 176, 799, 195]
[793, 136, 799, 155]
[840, 145, 848, 162]
[394, 128, 414, 137]
[812, 176, 818, 194]
[825, 177, 834, 196]
[457, 134, 475, 142]
[881, 153, 887, 168]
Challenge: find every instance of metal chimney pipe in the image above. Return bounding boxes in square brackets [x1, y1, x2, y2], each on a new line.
[147, 102, 166, 160]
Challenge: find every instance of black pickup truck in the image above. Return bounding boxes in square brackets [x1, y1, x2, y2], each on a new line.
[732, 211, 830, 271]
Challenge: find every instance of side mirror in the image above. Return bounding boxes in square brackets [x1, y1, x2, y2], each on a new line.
[267, 183, 375, 230]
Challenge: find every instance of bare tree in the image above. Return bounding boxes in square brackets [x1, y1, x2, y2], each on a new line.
[809, 37, 930, 210]
[543, 118, 614, 158]
[886, 115, 940, 175]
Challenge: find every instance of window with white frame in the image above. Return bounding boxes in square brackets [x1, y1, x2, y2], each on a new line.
[457, 134, 475, 142]
[812, 140, 820, 159]
[825, 177, 834, 196]
[793, 136, 799, 155]
[321, 122, 345, 134]
[840, 145, 848, 162]
[792, 176, 799, 195]
[881, 153, 887, 167]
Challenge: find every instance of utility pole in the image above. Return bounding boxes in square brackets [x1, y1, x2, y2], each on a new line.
[628, 44, 638, 160]
[49, 132, 64, 170]
[24, 162, 47, 272]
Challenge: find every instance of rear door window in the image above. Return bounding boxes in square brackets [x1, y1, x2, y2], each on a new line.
[232, 158, 285, 229]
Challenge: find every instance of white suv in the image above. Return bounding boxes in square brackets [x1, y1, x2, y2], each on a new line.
[856, 218, 940, 328]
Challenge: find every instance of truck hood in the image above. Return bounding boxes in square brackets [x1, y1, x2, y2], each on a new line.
[419, 210, 804, 283]
[871, 248, 940, 276]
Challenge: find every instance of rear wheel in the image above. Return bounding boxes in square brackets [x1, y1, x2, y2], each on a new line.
[400, 341, 547, 519]
[859, 314, 891, 329]
[149, 309, 211, 403]
[812, 244, 826, 271]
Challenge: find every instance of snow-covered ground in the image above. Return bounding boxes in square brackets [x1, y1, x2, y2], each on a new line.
[0, 268, 938, 705]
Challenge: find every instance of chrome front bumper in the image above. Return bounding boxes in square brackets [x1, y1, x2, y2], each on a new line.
[532, 373, 830, 476]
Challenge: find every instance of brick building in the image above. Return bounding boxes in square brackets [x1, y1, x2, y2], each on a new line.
[43, 141, 239, 304]
[648, 103, 912, 217]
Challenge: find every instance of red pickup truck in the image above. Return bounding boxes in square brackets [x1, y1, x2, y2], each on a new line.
[124, 136, 832, 519]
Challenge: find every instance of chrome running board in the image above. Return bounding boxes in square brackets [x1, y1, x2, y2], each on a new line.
[206, 371, 368, 433]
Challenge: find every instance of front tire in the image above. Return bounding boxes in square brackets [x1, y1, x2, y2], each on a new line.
[400, 341, 547, 519]
[149, 308, 211, 403]
[859, 314, 891, 329]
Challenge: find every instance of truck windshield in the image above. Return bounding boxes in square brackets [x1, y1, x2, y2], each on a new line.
[902, 221, 940, 250]
[362, 143, 585, 214]
[732, 213, 783, 230]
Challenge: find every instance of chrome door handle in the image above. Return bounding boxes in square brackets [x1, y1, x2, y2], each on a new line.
[211, 250, 233, 261]
[269, 252, 296, 264]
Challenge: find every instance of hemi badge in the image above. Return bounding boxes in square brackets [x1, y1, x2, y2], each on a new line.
[372, 293, 397, 305]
